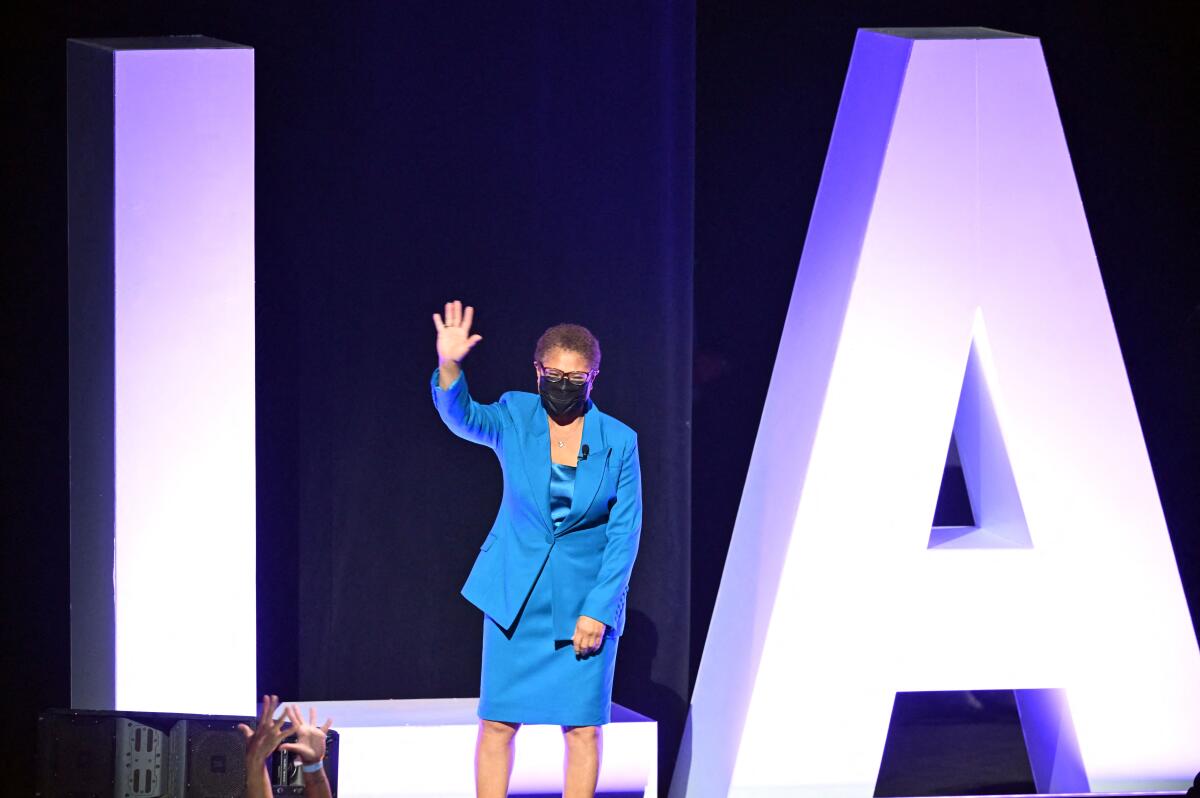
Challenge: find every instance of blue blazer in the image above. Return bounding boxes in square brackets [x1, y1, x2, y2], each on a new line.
[430, 368, 642, 640]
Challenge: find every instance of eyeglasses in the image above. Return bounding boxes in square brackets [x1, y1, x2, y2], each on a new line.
[534, 360, 597, 385]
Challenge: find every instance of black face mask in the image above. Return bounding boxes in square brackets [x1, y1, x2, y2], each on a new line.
[538, 377, 589, 418]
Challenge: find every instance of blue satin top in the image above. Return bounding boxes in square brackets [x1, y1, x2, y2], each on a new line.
[549, 462, 577, 528]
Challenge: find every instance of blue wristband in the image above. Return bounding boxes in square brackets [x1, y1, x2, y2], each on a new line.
[301, 759, 324, 774]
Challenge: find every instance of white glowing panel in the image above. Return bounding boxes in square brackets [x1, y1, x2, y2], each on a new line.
[291, 699, 657, 797]
[674, 28, 1200, 797]
[111, 42, 256, 713]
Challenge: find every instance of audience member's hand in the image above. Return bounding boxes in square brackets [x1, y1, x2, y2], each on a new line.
[238, 694, 292, 764]
[280, 705, 333, 765]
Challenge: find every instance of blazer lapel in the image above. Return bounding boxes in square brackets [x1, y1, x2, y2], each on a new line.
[555, 404, 609, 535]
[522, 403, 556, 533]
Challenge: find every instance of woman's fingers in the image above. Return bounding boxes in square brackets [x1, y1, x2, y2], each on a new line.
[573, 631, 602, 657]
[571, 614, 610, 656]
[467, 334, 482, 348]
[237, 723, 253, 740]
[435, 301, 479, 336]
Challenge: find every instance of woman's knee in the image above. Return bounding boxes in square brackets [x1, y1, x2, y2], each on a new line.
[479, 719, 520, 745]
[562, 724, 600, 747]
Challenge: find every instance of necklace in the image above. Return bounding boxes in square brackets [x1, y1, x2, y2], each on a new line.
[551, 418, 582, 450]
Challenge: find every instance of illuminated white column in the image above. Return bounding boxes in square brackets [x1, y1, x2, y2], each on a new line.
[675, 27, 1200, 797]
[68, 36, 255, 715]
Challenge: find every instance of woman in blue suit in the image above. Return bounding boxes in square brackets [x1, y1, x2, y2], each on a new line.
[430, 300, 643, 798]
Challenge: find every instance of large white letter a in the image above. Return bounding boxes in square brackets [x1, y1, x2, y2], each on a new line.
[675, 27, 1200, 797]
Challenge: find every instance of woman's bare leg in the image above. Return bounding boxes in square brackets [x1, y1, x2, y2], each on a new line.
[562, 724, 602, 798]
[476, 719, 520, 798]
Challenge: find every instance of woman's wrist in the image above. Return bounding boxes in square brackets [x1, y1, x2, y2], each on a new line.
[437, 359, 462, 389]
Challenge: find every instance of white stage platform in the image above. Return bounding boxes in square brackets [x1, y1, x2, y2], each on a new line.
[294, 698, 657, 798]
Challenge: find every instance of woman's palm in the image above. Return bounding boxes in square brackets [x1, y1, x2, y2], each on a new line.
[433, 300, 482, 362]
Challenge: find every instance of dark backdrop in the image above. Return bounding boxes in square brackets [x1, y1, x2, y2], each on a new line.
[4, 2, 1198, 798]
[264, 8, 695, 788]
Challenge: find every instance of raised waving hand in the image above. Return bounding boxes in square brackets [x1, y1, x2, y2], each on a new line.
[433, 299, 482, 364]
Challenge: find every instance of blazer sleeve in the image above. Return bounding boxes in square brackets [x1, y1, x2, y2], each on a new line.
[579, 434, 642, 627]
[429, 367, 509, 449]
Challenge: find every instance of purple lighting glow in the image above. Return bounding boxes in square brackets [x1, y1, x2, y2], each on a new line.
[69, 37, 256, 715]
[114, 44, 256, 714]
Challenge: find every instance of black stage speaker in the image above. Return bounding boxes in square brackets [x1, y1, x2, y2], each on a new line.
[37, 709, 338, 798]
[37, 713, 117, 797]
[167, 719, 246, 798]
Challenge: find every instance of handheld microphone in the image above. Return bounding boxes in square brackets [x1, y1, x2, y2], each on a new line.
[580, 444, 590, 461]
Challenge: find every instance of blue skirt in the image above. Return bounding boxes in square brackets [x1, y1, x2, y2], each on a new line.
[478, 554, 618, 726]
